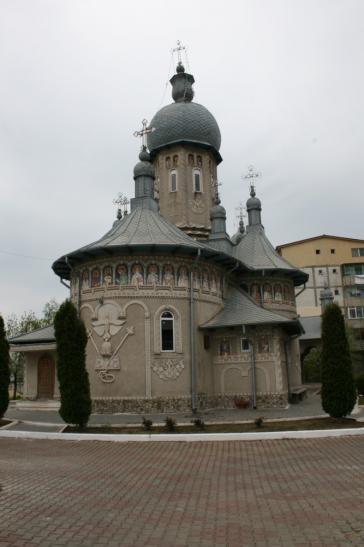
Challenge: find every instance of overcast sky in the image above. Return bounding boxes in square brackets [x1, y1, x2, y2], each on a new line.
[1, 0, 363, 318]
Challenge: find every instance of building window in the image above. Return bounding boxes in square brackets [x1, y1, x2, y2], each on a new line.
[348, 306, 364, 319]
[169, 169, 177, 192]
[334, 289, 339, 295]
[193, 169, 202, 192]
[332, 268, 337, 274]
[331, 249, 335, 254]
[352, 248, 364, 257]
[318, 269, 323, 275]
[161, 311, 174, 351]
[343, 264, 364, 275]
[241, 338, 250, 352]
[316, 249, 321, 255]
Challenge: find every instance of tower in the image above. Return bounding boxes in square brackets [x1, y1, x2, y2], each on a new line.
[147, 62, 222, 239]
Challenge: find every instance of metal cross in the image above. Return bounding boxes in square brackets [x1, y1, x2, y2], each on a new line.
[172, 40, 186, 64]
[212, 178, 222, 203]
[235, 202, 247, 223]
[133, 119, 154, 148]
[242, 165, 261, 194]
[113, 193, 130, 216]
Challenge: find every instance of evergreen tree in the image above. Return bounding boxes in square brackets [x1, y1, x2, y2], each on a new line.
[0, 315, 10, 418]
[54, 300, 91, 428]
[321, 303, 356, 418]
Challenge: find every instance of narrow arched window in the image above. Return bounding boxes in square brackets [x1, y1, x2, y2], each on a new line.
[170, 169, 177, 192]
[161, 311, 174, 351]
[193, 168, 202, 193]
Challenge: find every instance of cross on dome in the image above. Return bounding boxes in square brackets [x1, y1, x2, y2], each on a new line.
[212, 178, 222, 204]
[113, 193, 130, 217]
[242, 165, 261, 196]
[172, 40, 187, 66]
[133, 119, 154, 149]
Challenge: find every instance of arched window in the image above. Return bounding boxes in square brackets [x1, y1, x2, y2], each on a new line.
[161, 311, 174, 352]
[170, 169, 177, 192]
[193, 168, 202, 193]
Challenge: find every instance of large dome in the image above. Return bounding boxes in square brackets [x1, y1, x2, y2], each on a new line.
[147, 63, 222, 163]
[147, 101, 221, 158]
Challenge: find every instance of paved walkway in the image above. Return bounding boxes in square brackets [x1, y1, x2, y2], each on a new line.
[1, 436, 364, 546]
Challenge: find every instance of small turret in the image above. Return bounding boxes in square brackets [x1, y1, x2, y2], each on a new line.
[208, 195, 232, 254]
[130, 146, 159, 213]
[246, 185, 262, 228]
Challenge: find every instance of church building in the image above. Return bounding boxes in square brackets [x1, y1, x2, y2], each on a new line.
[10, 59, 308, 413]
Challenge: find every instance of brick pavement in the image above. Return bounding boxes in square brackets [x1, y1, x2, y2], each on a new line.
[0, 437, 363, 546]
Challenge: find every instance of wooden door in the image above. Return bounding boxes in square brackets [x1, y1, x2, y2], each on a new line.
[37, 355, 55, 399]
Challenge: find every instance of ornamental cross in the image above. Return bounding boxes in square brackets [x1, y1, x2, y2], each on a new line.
[212, 178, 222, 202]
[242, 165, 261, 194]
[113, 193, 129, 216]
[235, 202, 247, 223]
[172, 40, 186, 64]
[133, 119, 154, 148]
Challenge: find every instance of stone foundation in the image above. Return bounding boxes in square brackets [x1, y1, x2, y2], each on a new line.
[92, 392, 288, 414]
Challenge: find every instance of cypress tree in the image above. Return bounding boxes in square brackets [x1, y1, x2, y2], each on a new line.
[321, 303, 356, 418]
[54, 300, 91, 428]
[0, 315, 10, 419]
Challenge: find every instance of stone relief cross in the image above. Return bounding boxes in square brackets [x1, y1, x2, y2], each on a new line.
[133, 119, 154, 149]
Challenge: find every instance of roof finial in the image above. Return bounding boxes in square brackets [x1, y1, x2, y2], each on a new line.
[172, 40, 187, 71]
[212, 178, 222, 205]
[133, 119, 154, 150]
[242, 165, 261, 197]
[235, 202, 246, 233]
[113, 193, 129, 219]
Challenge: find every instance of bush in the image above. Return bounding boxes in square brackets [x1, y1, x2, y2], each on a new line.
[321, 303, 356, 418]
[0, 315, 10, 419]
[303, 347, 321, 382]
[164, 416, 176, 432]
[254, 417, 264, 428]
[356, 375, 364, 396]
[54, 300, 91, 429]
[142, 417, 153, 431]
[192, 417, 205, 430]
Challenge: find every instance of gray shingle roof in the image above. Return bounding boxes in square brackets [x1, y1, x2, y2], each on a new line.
[200, 286, 303, 334]
[299, 316, 321, 340]
[147, 101, 222, 163]
[9, 325, 55, 344]
[233, 225, 308, 285]
[53, 207, 239, 279]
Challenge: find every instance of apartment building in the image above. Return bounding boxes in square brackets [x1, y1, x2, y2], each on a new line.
[277, 235, 364, 352]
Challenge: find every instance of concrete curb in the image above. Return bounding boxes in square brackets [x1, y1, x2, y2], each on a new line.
[0, 427, 364, 443]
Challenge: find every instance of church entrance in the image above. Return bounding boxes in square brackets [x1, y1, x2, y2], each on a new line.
[37, 355, 55, 399]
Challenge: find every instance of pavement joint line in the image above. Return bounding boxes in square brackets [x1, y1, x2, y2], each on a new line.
[0, 427, 364, 443]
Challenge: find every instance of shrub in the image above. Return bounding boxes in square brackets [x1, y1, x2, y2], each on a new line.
[0, 315, 10, 419]
[192, 417, 205, 430]
[321, 303, 356, 418]
[254, 417, 264, 428]
[54, 300, 91, 429]
[164, 416, 176, 432]
[142, 417, 153, 431]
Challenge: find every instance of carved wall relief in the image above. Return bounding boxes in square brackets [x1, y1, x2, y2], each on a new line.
[87, 302, 135, 383]
[152, 359, 184, 381]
